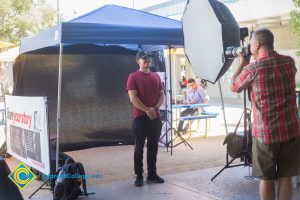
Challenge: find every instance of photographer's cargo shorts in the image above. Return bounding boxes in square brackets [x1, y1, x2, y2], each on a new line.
[252, 137, 300, 180]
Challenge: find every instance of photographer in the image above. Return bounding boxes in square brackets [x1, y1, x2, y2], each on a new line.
[231, 28, 300, 200]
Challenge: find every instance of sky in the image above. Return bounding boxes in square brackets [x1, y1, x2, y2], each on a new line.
[47, 0, 169, 20]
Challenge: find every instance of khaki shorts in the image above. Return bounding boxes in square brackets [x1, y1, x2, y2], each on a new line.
[252, 137, 300, 180]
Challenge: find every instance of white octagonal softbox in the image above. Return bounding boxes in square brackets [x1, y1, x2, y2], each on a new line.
[182, 0, 240, 83]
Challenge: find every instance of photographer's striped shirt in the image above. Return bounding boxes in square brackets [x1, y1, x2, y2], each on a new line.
[231, 51, 300, 144]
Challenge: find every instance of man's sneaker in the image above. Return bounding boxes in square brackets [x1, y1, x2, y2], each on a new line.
[135, 176, 144, 187]
[146, 174, 164, 183]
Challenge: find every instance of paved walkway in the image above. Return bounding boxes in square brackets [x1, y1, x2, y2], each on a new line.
[25, 166, 300, 200]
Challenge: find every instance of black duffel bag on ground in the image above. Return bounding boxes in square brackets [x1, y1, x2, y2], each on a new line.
[223, 112, 246, 159]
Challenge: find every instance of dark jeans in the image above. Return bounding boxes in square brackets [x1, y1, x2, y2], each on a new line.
[133, 115, 162, 177]
[177, 108, 198, 131]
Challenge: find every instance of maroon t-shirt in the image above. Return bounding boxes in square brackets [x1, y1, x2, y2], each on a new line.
[126, 70, 163, 118]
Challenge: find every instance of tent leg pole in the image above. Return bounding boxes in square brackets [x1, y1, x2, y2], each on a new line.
[218, 80, 228, 135]
[172, 50, 176, 99]
[168, 47, 173, 155]
[164, 58, 168, 152]
[56, 43, 63, 171]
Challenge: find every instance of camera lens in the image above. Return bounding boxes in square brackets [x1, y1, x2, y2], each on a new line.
[225, 45, 251, 58]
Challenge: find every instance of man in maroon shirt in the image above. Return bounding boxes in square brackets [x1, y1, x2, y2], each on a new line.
[126, 50, 164, 187]
[231, 28, 300, 200]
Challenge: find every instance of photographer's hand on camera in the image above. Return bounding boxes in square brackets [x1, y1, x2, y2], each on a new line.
[231, 53, 249, 83]
[239, 53, 249, 67]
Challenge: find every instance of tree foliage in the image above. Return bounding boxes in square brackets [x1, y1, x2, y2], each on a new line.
[0, 0, 56, 45]
[290, 0, 300, 56]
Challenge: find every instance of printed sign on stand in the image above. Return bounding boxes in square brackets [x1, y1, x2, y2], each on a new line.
[5, 95, 50, 175]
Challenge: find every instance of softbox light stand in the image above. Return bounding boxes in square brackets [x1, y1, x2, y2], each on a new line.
[159, 48, 172, 153]
[211, 89, 252, 181]
[159, 48, 193, 155]
[218, 80, 228, 135]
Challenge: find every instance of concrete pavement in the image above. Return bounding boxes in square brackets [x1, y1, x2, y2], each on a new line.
[24, 166, 300, 200]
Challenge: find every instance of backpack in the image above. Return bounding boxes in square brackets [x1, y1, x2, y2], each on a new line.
[53, 159, 92, 200]
[31, 150, 75, 189]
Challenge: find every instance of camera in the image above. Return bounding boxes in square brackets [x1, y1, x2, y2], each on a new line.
[225, 45, 251, 58]
[224, 27, 252, 59]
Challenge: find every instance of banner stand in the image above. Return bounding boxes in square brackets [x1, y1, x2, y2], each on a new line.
[29, 178, 51, 199]
[29, 95, 52, 199]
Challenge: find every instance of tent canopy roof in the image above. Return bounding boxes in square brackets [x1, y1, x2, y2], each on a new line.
[20, 5, 184, 54]
[71, 4, 181, 28]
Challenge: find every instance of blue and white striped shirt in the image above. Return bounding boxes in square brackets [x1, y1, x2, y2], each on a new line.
[187, 86, 208, 104]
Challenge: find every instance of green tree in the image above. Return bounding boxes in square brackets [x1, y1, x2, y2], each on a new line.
[290, 0, 300, 56]
[0, 0, 56, 45]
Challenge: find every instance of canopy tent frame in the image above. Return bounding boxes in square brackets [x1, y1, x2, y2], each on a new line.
[56, 43, 63, 170]
[18, 5, 183, 172]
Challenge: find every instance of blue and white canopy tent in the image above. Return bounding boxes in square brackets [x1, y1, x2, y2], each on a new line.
[19, 5, 184, 170]
[20, 5, 184, 53]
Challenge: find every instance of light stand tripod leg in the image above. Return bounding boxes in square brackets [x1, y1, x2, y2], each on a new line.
[159, 118, 173, 149]
[159, 121, 169, 146]
[211, 159, 234, 181]
[211, 153, 244, 181]
[177, 133, 193, 149]
[171, 128, 193, 149]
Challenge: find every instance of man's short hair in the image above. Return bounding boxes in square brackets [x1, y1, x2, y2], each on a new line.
[253, 28, 274, 50]
[187, 78, 196, 83]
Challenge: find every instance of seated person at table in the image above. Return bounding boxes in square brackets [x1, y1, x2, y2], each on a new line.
[177, 78, 209, 132]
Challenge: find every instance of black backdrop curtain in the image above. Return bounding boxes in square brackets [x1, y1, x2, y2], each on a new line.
[13, 45, 164, 151]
